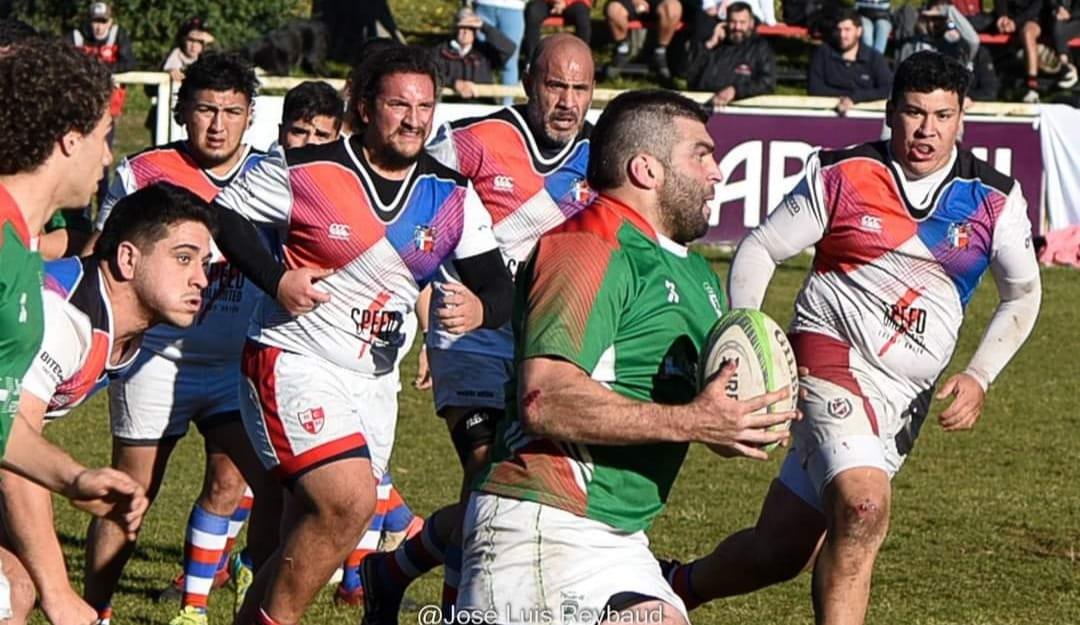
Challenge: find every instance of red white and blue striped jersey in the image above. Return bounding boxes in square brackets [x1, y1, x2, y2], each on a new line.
[214, 136, 498, 377]
[745, 142, 1037, 397]
[97, 142, 265, 363]
[22, 257, 139, 419]
[426, 105, 592, 359]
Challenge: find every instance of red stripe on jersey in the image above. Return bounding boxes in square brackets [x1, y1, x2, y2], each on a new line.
[453, 121, 544, 225]
[273, 434, 369, 481]
[129, 149, 220, 202]
[789, 332, 881, 435]
[485, 439, 589, 515]
[0, 185, 30, 245]
[815, 160, 918, 275]
[51, 328, 109, 412]
[284, 164, 386, 271]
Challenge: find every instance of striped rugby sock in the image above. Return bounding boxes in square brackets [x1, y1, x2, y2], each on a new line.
[216, 487, 254, 573]
[441, 542, 462, 612]
[181, 504, 231, 610]
[382, 478, 417, 534]
[377, 508, 449, 591]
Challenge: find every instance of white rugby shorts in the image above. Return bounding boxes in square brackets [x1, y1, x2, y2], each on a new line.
[109, 351, 243, 443]
[457, 492, 689, 625]
[239, 340, 398, 483]
[779, 332, 933, 511]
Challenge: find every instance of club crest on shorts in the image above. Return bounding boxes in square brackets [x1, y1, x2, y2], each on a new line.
[298, 407, 325, 434]
[827, 397, 853, 419]
[948, 222, 972, 249]
[413, 225, 437, 253]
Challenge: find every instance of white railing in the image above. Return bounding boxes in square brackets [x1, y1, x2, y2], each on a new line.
[113, 71, 173, 144]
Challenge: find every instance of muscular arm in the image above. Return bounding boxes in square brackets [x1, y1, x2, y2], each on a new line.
[210, 201, 286, 297]
[451, 248, 514, 329]
[1, 394, 79, 604]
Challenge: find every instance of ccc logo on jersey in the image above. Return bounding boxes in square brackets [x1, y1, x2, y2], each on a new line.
[493, 175, 514, 192]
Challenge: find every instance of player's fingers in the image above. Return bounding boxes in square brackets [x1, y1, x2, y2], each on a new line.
[744, 409, 798, 430]
[727, 441, 770, 461]
[308, 266, 335, 281]
[441, 293, 464, 307]
[797, 366, 810, 377]
[935, 378, 957, 400]
[306, 288, 331, 304]
[703, 361, 738, 393]
[740, 386, 791, 414]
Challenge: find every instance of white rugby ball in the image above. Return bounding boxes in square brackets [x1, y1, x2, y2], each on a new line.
[699, 309, 799, 453]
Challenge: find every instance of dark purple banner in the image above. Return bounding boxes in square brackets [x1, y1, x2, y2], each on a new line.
[704, 111, 1043, 244]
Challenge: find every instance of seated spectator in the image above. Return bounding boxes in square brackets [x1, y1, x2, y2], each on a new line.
[697, 0, 776, 43]
[432, 8, 516, 100]
[898, 3, 1000, 100]
[162, 16, 214, 82]
[995, 0, 1047, 101]
[855, 0, 893, 53]
[952, 0, 996, 32]
[808, 7, 894, 113]
[604, 0, 686, 80]
[1043, 0, 1080, 92]
[523, 0, 591, 62]
[687, 2, 776, 109]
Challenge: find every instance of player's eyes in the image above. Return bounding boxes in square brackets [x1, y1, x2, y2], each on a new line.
[176, 254, 191, 264]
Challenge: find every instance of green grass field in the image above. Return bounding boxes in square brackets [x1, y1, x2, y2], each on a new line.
[31, 84, 1080, 624]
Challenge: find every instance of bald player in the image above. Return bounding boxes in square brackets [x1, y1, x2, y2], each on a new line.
[359, 34, 596, 625]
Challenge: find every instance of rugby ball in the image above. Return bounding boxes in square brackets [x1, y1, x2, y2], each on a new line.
[699, 309, 799, 453]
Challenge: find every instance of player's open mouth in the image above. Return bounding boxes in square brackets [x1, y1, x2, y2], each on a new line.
[183, 296, 202, 310]
[909, 144, 935, 161]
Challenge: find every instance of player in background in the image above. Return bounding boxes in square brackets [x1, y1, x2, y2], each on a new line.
[663, 52, 1042, 625]
[0, 184, 215, 625]
[206, 45, 513, 625]
[358, 33, 595, 622]
[80, 53, 274, 625]
[452, 89, 795, 625]
[0, 36, 149, 625]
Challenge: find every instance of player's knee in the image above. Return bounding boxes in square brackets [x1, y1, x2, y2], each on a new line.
[204, 467, 247, 511]
[830, 491, 890, 545]
[316, 487, 375, 543]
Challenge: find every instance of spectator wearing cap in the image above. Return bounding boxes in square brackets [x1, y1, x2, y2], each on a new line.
[163, 16, 214, 82]
[808, 7, 894, 114]
[687, 2, 776, 110]
[69, 1, 134, 73]
[432, 7, 517, 100]
[522, 0, 592, 62]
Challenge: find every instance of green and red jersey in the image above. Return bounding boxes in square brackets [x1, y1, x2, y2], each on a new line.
[0, 185, 45, 459]
[477, 194, 729, 533]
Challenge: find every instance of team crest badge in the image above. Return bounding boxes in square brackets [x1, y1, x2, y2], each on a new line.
[827, 397, 853, 419]
[948, 222, 972, 249]
[298, 407, 325, 435]
[413, 225, 437, 253]
[571, 178, 592, 204]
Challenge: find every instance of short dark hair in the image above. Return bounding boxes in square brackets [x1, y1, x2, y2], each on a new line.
[0, 37, 112, 175]
[174, 15, 212, 50]
[283, 80, 344, 129]
[890, 50, 970, 105]
[347, 44, 440, 129]
[0, 18, 39, 47]
[834, 7, 861, 28]
[175, 51, 258, 120]
[345, 38, 404, 130]
[94, 182, 217, 262]
[587, 89, 709, 192]
[727, 2, 755, 19]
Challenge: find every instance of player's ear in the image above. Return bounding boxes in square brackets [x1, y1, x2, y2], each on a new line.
[115, 240, 140, 281]
[357, 98, 371, 126]
[627, 153, 661, 191]
[58, 129, 81, 158]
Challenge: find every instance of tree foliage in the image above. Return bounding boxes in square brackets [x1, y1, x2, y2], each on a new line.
[11, 0, 309, 67]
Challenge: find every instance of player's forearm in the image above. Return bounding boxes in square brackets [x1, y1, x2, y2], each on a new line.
[728, 230, 779, 309]
[453, 249, 514, 329]
[210, 201, 285, 298]
[1, 415, 82, 494]
[518, 358, 690, 445]
[0, 470, 74, 598]
[964, 275, 1041, 390]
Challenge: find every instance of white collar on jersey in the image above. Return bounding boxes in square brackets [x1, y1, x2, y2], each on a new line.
[657, 232, 689, 257]
[886, 144, 958, 212]
[505, 105, 581, 168]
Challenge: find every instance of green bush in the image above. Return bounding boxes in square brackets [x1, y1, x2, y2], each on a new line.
[11, 0, 309, 68]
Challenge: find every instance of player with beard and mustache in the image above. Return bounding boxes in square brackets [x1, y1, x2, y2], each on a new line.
[202, 45, 514, 625]
[357, 33, 595, 623]
[451, 89, 796, 625]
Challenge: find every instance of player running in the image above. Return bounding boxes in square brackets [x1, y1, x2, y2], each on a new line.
[0, 37, 149, 624]
[81, 53, 274, 625]
[663, 52, 1042, 625]
[452, 89, 795, 625]
[358, 33, 595, 620]
[0, 184, 215, 625]
[206, 45, 513, 625]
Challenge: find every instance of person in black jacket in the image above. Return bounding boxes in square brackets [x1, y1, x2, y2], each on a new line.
[687, 2, 776, 110]
[808, 7, 894, 114]
[432, 7, 517, 100]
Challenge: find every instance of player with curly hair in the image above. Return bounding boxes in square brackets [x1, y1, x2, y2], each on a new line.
[0, 36, 150, 624]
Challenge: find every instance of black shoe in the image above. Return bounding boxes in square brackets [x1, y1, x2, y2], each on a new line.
[653, 48, 672, 80]
[359, 553, 405, 625]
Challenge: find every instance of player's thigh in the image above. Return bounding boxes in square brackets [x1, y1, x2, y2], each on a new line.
[753, 468, 828, 566]
[603, 599, 687, 625]
[458, 493, 688, 625]
[290, 456, 376, 536]
[239, 341, 373, 484]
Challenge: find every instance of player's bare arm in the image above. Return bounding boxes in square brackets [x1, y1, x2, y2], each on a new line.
[0, 392, 98, 625]
[519, 357, 795, 455]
